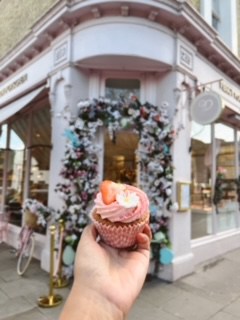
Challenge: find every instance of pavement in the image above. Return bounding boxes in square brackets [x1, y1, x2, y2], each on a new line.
[1, 243, 240, 320]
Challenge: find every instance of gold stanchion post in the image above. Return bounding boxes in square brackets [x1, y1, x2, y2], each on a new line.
[53, 219, 69, 288]
[38, 225, 63, 308]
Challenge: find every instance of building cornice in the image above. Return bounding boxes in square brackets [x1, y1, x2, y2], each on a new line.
[0, 0, 239, 85]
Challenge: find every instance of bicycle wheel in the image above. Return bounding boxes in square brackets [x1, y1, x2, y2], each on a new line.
[17, 234, 35, 276]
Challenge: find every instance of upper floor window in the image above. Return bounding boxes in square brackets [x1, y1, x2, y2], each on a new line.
[212, 0, 220, 30]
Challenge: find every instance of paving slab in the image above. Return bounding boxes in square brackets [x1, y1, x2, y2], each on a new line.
[0, 290, 8, 305]
[209, 311, 240, 320]
[128, 295, 182, 320]
[177, 274, 240, 305]
[161, 290, 222, 320]
[0, 277, 49, 299]
[0, 296, 34, 320]
[222, 297, 240, 318]
[3, 308, 48, 320]
[138, 278, 184, 308]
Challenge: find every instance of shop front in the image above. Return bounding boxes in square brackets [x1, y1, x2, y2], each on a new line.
[190, 79, 240, 268]
[0, 0, 240, 281]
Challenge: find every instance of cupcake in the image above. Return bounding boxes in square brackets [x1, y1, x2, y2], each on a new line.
[90, 180, 149, 248]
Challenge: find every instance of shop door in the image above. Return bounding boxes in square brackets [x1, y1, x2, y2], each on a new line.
[103, 78, 140, 186]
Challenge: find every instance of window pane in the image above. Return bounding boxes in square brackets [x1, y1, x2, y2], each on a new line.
[215, 123, 237, 232]
[29, 107, 51, 205]
[105, 79, 140, 101]
[6, 149, 25, 226]
[212, 0, 220, 30]
[6, 116, 28, 226]
[29, 147, 50, 207]
[29, 107, 51, 233]
[104, 129, 139, 185]
[191, 122, 213, 239]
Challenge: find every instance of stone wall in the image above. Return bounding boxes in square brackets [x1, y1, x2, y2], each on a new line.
[0, 0, 59, 59]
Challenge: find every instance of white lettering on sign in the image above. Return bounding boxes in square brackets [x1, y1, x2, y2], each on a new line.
[219, 80, 240, 103]
[54, 42, 68, 66]
[180, 46, 193, 70]
[0, 74, 28, 98]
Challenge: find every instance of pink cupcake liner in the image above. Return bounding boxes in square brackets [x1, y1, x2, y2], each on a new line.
[90, 210, 149, 249]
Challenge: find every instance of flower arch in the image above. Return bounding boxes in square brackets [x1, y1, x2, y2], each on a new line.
[55, 97, 177, 276]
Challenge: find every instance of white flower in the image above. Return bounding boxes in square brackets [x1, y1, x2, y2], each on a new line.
[165, 188, 172, 196]
[170, 202, 179, 212]
[112, 110, 121, 119]
[75, 118, 85, 130]
[116, 191, 139, 208]
[71, 214, 78, 222]
[77, 100, 90, 108]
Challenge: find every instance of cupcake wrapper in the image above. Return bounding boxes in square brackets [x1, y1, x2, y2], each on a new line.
[91, 210, 149, 249]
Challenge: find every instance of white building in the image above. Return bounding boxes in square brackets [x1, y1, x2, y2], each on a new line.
[1, 0, 240, 281]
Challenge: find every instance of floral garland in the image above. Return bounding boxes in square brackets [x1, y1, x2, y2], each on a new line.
[22, 198, 52, 227]
[55, 97, 177, 276]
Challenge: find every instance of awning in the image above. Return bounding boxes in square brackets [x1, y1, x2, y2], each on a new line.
[0, 86, 46, 124]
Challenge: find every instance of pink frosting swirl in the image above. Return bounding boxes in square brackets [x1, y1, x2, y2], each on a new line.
[94, 184, 149, 223]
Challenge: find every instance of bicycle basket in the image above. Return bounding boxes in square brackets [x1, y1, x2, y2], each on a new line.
[24, 210, 38, 229]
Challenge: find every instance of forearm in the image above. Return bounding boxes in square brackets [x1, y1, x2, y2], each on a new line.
[59, 284, 125, 320]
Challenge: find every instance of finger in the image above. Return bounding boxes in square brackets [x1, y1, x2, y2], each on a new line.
[136, 232, 150, 251]
[142, 224, 152, 241]
[79, 224, 98, 244]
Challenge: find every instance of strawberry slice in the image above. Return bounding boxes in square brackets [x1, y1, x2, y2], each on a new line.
[100, 180, 117, 205]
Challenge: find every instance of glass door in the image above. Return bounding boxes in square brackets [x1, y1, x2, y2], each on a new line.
[214, 123, 238, 232]
[191, 121, 213, 239]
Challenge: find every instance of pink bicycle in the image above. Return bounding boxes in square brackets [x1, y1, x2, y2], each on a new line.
[16, 218, 65, 277]
[16, 224, 35, 275]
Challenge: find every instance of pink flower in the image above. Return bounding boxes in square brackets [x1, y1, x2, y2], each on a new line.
[217, 167, 227, 174]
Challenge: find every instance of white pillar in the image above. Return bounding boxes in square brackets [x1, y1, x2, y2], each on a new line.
[157, 71, 194, 281]
[41, 66, 90, 271]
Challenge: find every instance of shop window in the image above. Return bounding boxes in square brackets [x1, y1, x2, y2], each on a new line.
[191, 120, 239, 239]
[214, 123, 237, 232]
[6, 118, 28, 227]
[4, 105, 51, 232]
[191, 121, 213, 239]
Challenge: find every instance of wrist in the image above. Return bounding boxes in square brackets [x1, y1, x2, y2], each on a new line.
[60, 283, 125, 320]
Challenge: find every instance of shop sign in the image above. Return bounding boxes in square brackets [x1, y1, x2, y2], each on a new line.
[179, 45, 193, 70]
[219, 80, 240, 103]
[0, 73, 28, 98]
[190, 90, 223, 125]
[54, 41, 68, 66]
